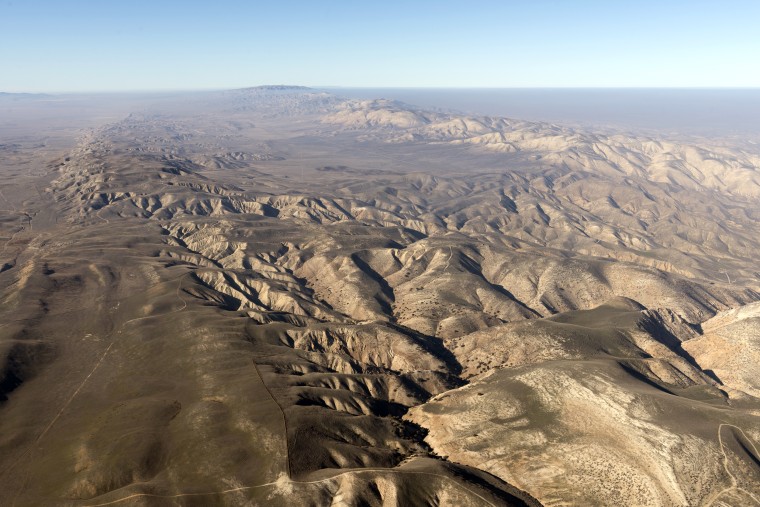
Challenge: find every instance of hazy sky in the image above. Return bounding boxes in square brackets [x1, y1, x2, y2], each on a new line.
[2, 0, 759, 92]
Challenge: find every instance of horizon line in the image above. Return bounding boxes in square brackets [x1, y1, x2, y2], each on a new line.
[4, 85, 760, 95]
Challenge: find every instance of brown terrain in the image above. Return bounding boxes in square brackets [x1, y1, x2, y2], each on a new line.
[1, 87, 759, 506]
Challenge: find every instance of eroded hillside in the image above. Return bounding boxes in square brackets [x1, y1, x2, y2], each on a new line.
[1, 88, 759, 506]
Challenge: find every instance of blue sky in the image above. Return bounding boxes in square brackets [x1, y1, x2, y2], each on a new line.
[1, 0, 759, 92]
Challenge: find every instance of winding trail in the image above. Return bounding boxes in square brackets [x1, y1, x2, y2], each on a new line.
[95, 207, 110, 225]
[705, 423, 760, 506]
[443, 245, 453, 271]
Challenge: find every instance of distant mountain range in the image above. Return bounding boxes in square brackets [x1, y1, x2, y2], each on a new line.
[0, 92, 51, 99]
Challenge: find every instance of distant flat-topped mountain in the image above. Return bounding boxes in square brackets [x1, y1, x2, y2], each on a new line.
[238, 85, 313, 91]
